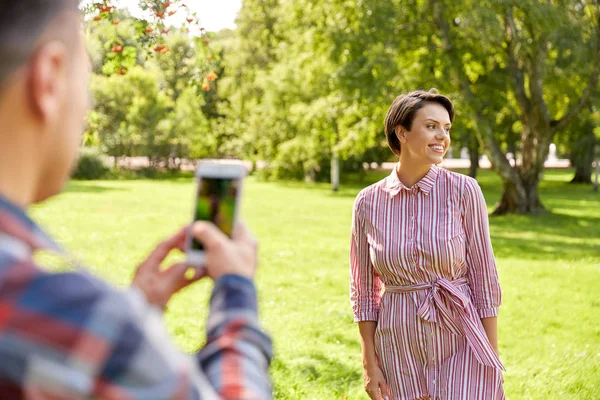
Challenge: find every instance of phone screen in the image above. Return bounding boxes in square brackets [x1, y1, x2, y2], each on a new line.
[191, 177, 239, 251]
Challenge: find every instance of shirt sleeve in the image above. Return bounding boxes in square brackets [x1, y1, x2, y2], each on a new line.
[196, 275, 273, 399]
[461, 178, 502, 318]
[101, 274, 273, 400]
[350, 191, 382, 322]
[6, 268, 272, 399]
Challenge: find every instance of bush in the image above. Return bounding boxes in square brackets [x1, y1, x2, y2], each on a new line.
[269, 137, 331, 182]
[72, 150, 110, 180]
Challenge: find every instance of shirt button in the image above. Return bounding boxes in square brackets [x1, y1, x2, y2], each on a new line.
[432, 356, 436, 361]
[432, 380, 436, 385]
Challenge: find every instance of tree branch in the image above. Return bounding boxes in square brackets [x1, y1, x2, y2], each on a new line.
[430, 0, 515, 181]
[552, 4, 600, 132]
[504, 6, 531, 116]
[522, 9, 551, 124]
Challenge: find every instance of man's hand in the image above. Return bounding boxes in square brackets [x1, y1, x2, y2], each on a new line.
[132, 221, 258, 310]
[191, 221, 258, 280]
[132, 226, 204, 310]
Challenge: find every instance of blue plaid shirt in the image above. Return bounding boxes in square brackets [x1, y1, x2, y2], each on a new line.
[0, 194, 273, 399]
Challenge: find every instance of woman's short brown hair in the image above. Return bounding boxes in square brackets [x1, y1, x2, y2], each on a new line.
[384, 89, 454, 156]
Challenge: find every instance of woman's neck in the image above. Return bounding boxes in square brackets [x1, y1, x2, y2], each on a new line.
[395, 160, 433, 188]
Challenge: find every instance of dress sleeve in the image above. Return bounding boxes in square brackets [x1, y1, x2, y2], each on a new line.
[461, 178, 502, 318]
[350, 192, 382, 322]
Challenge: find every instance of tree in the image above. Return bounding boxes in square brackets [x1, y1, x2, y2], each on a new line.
[430, 0, 600, 214]
[89, 68, 170, 165]
[565, 104, 600, 184]
[82, 0, 223, 167]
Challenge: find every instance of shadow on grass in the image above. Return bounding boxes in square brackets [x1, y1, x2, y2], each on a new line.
[491, 211, 599, 237]
[492, 232, 599, 261]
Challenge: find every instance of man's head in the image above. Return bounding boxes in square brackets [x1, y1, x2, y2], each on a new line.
[0, 0, 91, 205]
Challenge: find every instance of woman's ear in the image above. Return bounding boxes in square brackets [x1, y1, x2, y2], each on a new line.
[395, 126, 407, 143]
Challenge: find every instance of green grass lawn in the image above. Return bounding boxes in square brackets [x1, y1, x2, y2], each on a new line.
[30, 169, 600, 399]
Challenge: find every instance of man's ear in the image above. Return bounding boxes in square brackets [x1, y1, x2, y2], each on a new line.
[27, 41, 69, 123]
[395, 126, 407, 143]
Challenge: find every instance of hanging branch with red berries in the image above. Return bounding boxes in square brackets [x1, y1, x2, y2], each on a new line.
[83, 0, 219, 90]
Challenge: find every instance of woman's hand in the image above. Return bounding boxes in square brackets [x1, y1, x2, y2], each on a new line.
[363, 363, 390, 400]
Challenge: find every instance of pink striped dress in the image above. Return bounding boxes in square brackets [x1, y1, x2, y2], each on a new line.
[350, 164, 505, 400]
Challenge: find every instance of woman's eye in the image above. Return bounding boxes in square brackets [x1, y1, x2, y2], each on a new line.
[427, 124, 435, 129]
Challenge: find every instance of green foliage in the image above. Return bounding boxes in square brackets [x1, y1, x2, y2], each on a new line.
[82, 0, 599, 196]
[71, 149, 110, 180]
[84, 14, 223, 168]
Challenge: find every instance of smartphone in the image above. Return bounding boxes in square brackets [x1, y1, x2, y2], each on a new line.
[186, 162, 246, 266]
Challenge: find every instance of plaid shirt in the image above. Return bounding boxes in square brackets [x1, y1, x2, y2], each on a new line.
[0, 194, 273, 399]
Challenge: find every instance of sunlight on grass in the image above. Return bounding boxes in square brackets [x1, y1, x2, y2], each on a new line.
[30, 169, 600, 399]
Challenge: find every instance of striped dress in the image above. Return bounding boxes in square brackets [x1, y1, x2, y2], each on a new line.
[350, 164, 505, 400]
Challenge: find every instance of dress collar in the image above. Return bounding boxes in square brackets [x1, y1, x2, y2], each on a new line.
[384, 163, 440, 198]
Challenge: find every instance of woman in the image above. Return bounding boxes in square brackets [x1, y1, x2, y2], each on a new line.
[350, 90, 504, 400]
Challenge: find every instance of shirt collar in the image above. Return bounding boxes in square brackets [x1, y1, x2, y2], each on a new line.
[0, 193, 60, 253]
[384, 163, 440, 198]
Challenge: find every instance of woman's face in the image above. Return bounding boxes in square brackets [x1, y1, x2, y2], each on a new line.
[397, 102, 452, 166]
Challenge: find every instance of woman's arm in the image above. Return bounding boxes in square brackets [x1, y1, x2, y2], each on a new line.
[351, 192, 387, 399]
[359, 321, 379, 368]
[359, 321, 389, 400]
[462, 178, 502, 319]
[461, 178, 502, 357]
[481, 317, 499, 355]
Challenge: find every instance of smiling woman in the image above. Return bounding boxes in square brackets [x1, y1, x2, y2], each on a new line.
[351, 90, 505, 400]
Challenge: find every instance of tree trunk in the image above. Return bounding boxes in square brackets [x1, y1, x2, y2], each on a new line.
[493, 175, 543, 215]
[468, 135, 479, 178]
[571, 165, 593, 184]
[594, 159, 599, 192]
[569, 122, 595, 184]
[331, 154, 340, 192]
[304, 167, 316, 183]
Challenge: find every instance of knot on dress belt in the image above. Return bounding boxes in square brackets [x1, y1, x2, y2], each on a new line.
[385, 277, 505, 371]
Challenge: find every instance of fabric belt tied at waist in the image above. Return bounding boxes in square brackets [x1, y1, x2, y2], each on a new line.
[385, 277, 505, 371]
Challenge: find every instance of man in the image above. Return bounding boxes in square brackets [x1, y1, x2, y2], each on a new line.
[0, 1, 272, 398]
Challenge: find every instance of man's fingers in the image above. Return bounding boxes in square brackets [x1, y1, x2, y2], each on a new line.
[192, 221, 229, 250]
[140, 227, 188, 270]
[164, 263, 206, 293]
[231, 222, 253, 242]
